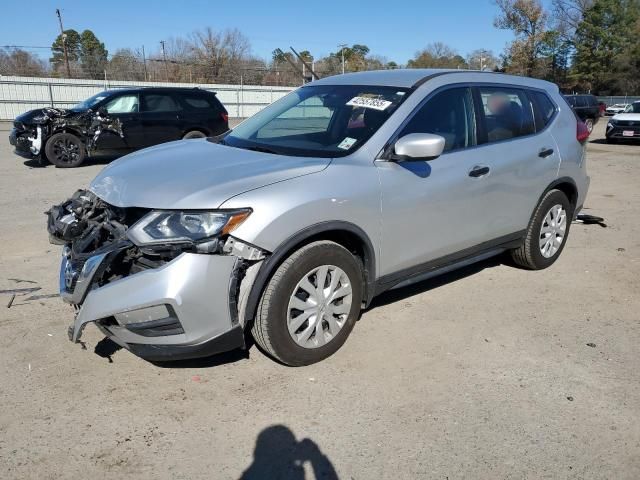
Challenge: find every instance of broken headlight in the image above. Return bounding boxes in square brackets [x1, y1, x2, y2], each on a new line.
[127, 210, 251, 246]
[31, 114, 50, 124]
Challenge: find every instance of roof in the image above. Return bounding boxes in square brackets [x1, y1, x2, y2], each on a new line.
[311, 69, 456, 88]
[310, 69, 556, 90]
[103, 86, 211, 95]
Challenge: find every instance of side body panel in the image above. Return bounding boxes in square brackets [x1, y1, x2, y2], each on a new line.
[220, 158, 382, 269]
[552, 91, 590, 209]
[222, 72, 586, 285]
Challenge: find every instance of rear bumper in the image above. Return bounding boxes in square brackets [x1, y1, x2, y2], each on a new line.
[64, 252, 246, 361]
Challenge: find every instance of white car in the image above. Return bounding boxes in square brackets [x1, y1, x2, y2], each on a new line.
[606, 102, 640, 143]
[605, 103, 630, 116]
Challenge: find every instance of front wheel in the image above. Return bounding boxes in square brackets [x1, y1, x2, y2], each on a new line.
[45, 132, 86, 168]
[511, 189, 573, 270]
[182, 130, 207, 139]
[252, 241, 363, 366]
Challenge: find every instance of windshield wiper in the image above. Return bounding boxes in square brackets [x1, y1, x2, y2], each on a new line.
[245, 145, 279, 155]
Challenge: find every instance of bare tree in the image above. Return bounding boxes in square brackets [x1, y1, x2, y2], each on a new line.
[552, 0, 594, 34]
[494, 0, 549, 76]
[408, 42, 468, 68]
[0, 48, 48, 77]
[466, 49, 500, 70]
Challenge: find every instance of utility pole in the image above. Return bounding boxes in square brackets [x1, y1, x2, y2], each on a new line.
[338, 44, 347, 75]
[160, 40, 169, 82]
[142, 45, 148, 81]
[55, 9, 71, 78]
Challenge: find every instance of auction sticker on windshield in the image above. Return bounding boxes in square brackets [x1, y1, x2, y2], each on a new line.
[346, 97, 393, 111]
[337, 137, 357, 150]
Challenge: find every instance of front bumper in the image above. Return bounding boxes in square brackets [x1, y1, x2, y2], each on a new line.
[62, 251, 245, 361]
[9, 128, 35, 158]
[606, 123, 640, 139]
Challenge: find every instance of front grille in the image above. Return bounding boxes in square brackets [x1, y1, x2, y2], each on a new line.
[617, 120, 640, 127]
[13, 120, 24, 130]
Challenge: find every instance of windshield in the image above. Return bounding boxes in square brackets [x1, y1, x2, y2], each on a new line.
[72, 91, 111, 110]
[625, 103, 640, 113]
[224, 85, 410, 158]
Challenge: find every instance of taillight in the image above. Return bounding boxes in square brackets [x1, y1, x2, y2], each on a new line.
[576, 120, 590, 144]
[220, 112, 229, 123]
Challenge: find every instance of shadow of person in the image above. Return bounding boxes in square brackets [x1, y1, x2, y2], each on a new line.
[239, 425, 338, 480]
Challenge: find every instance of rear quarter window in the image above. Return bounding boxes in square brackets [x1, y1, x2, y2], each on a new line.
[530, 91, 557, 131]
[183, 95, 213, 109]
[180, 92, 225, 112]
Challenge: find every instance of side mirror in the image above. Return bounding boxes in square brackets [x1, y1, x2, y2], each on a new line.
[391, 133, 446, 161]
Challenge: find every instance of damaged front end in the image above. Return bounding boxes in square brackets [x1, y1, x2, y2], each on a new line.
[10, 107, 123, 161]
[47, 190, 267, 361]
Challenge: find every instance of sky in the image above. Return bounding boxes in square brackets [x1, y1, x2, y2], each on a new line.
[0, 0, 552, 64]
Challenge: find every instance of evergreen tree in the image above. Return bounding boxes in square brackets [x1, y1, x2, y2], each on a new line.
[50, 29, 81, 72]
[79, 30, 108, 79]
[572, 0, 637, 93]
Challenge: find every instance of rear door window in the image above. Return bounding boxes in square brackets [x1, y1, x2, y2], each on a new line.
[142, 93, 183, 113]
[478, 86, 536, 142]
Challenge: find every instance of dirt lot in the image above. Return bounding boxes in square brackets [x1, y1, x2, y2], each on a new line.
[0, 121, 638, 479]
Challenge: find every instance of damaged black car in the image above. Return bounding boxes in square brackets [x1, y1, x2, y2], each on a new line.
[9, 87, 229, 168]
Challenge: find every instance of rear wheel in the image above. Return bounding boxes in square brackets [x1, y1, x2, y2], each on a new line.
[182, 130, 207, 139]
[584, 118, 594, 133]
[511, 189, 573, 270]
[252, 241, 363, 366]
[45, 132, 86, 168]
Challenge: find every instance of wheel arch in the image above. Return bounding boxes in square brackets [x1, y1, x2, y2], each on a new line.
[181, 127, 209, 138]
[546, 177, 578, 209]
[242, 221, 377, 326]
[528, 177, 578, 226]
[49, 126, 86, 140]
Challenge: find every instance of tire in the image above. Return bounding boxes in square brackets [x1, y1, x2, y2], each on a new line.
[511, 189, 573, 270]
[45, 132, 86, 168]
[252, 241, 363, 366]
[182, 130, 207, 139]
[584, 118, 594, 133]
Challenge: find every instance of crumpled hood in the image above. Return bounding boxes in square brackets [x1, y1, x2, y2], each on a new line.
[611, 112, 640, 121]
[15, 107, 77, 125]
[90, 139, 331, 209]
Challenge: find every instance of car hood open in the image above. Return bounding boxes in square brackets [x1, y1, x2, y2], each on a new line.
[90, 139, 331, 209]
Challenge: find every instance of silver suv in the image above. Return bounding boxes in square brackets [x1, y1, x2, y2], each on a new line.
[48, 69, 590, 366]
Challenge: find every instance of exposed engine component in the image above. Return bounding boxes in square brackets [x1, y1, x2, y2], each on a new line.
[47, 191, 269, 313]
[12, 107, 124, 162]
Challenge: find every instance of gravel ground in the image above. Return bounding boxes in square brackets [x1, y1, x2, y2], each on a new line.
[0, 121, 638, 479]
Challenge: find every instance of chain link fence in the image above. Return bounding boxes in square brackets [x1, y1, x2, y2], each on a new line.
[0, 75, 295, 120]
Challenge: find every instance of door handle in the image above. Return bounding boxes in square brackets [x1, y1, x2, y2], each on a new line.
[468, 165, 490, 178]
[539, 147, 554, 158]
